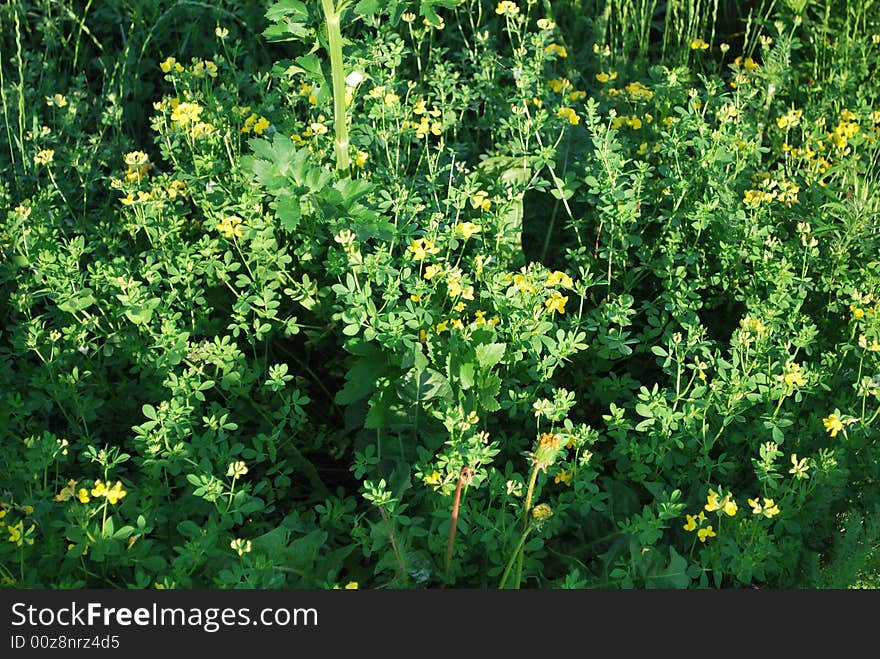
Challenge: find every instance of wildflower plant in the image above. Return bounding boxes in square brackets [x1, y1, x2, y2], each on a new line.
[1, 0, 880, 590]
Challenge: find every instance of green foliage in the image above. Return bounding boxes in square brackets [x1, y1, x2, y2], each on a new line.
[2, 0, 880, 590]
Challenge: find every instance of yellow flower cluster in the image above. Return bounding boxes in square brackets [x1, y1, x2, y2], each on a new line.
[595, 71, 618, 83]
[34, 149, 55, 165]
[690, 38, 709, 50]
[624, 81, 654, 101]
[554, 468, 573, 486]
[733, 56, 760, 72]
[828, 110, 859, 150]
[546, 270, 574, 288]
[683, 511, 716, 542]
[545, 44, 568, 58]
[612, 114, 643, 130]
[123, 151, 152, 182]
[470, 190, 491, 212]
[169, 100, 214, 138]
[407, 237, 441, 261]
[704, 488, 738, 516]
[776, 108, 803, 130]
[748, 497, 780, 518]
[556, 107, 580, 125]
[159, 56, 184, 74]
[78, 480, 127, 505]
[777, 361, 806, 388]
[217, 215, 244, 239]
[495, 1, 519, 17]
[548, 78, 571, 94]
[241, 113, 271, 135]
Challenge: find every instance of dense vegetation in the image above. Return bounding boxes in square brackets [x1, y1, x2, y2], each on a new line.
[2, 0, 879, 589]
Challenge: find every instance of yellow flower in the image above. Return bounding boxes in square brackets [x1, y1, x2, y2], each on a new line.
[537, 18, 555, 30]
[545, 44, 568, 58]
[546, 270, 574, 288]
[532, 503, 553, 522]
[556, 107, 580, 125]
[407, 238, 440, 261]
[595, 72, 618, 83]
[690, 38, 709, 50]
[217, 215, 244, 240]
[554, 468, 573, 486]
[749, 497, 780, 519]
[435, 320, 449, 334]
[170, 102, 204, 126]
[424, 263, 443, 280]
[624, 81, 654, 101]
[46, 93, 68, 107]
[850, 305, 865, 320]
[789, 454, 810, 479]
[253, 117, 271, 135]
[77, 488, 91, 504]
[545, 291, 568, 315]
[470, 190, 491, 212]
[227, 461, 249, 478]
[124, 151, 150, 167]
[548, 78, 570, 94]
[455, 221, 482, 241]
[344, 581, 359, 589]
[697, 525, 716, 542]
[90, 480, 108, 498]
[495, 1, 519, 17]
[822, 413, 844, 437]
[683, 514, 699, 532]
[105, 481, 127, 505]
[34, 149, 55, 165]
[778, 362, 806, 388]
[230, 538, 252, 556]
[384, 92, 400, 106]
[705, 488, 734, 513]
[54, 479, 78, 503]
[354, 150, 369, 168]
[424, 471, 442, 487]
[159, 56, 183, 73]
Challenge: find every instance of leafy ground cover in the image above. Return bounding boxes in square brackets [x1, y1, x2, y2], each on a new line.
[1, 0, 879, 589]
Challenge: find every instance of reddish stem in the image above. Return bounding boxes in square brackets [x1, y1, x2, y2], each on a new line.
[444, 466, 473, 578]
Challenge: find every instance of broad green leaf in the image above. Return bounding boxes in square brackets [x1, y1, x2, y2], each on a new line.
[475, 342, 506, 369]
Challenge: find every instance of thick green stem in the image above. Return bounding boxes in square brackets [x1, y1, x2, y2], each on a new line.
[499, 525, 533, 589]
[320, 0, 350, 171]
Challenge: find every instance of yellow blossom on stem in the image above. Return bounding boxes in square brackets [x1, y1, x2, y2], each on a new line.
[455, 221, 482, 241]
[495, 1, 519, 17]
[545, 291, 568, 315]
[697, 525, 716, 542]
[789, 454, 810, 479]
[822, 413, 844, 437]
[554, 468, 573, 486]
[545, 44, 568, 58]
[470, 190, 491, 212]
[407, 238, 441, 261]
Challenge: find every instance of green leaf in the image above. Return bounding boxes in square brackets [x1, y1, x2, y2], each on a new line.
[274, 193, 301, 231]
[475, 342, 506, 369]
[263, 0, 310, 42]
[459, 362, 475, 390]
[398, 367, 452, 404]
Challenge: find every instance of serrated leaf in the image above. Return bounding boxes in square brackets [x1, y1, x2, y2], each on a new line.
[398, 367, 451, 404]
[274, 193, 301, 231]
[475, 342, 506, 369]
